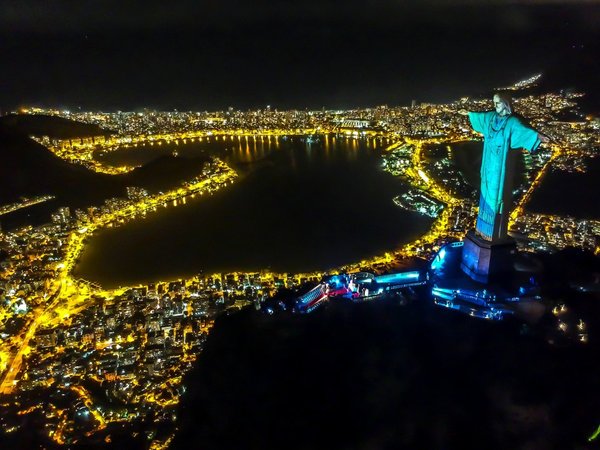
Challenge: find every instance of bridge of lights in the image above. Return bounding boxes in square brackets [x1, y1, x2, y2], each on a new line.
[1, 78, 598, 447]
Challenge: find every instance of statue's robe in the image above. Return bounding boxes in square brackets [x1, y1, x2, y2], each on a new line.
[468, 111, 540, 241]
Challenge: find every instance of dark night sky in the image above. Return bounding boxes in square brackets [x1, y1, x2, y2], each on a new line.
[1, 1, 598, 111]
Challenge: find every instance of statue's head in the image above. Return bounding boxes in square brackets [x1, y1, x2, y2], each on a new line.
[493, 92, 512, 116]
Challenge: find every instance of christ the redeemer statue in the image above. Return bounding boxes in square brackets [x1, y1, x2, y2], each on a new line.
[460, 93, 548, 282]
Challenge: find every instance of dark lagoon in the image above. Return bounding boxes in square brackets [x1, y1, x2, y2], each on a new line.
[74, 136, 433, 287]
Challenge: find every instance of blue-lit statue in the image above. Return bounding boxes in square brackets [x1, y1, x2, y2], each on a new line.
[463, 93, 548, 241]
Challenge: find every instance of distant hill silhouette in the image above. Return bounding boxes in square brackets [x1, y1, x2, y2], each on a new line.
[0, 113, 113, 139]
[0, 116, 211, 228]
[126, 154, 212, 193]
[0, 123, 116, 204]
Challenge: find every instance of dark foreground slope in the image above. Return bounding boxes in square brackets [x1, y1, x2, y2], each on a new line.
[174, 295, 600, 450]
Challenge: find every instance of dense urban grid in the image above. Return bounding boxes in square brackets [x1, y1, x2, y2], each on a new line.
[1, 75, 599, 448]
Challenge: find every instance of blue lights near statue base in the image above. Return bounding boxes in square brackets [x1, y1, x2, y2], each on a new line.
[431, 286, 512, 321]
[429, 239, 535, 321]
[285, 270, 428, 314]
[265, 238, 538, 322]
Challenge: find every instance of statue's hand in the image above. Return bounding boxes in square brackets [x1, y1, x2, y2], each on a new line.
[538, 133, 551, 144]
[458, 109, 469, 116]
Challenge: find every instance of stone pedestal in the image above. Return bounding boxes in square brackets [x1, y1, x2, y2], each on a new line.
[460, 230, 516, 284]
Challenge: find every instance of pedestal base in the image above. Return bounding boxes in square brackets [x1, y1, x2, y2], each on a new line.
[460, 230, 517, 284]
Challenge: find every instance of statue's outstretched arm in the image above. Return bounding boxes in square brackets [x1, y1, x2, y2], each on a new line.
[538, 132, 550, 143]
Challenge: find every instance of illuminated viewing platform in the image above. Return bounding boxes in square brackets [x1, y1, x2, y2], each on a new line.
[1, 77, 598, 448]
